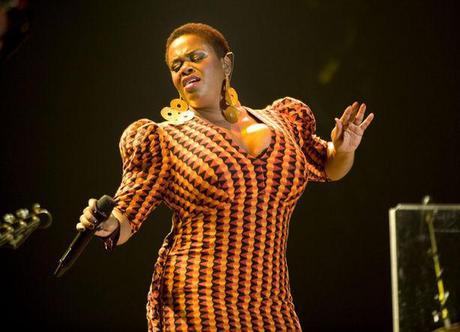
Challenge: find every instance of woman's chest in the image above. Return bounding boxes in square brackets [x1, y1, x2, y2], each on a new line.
[161, 116, 309, 206]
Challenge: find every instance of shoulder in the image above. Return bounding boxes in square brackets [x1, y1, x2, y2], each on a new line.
[268, 96, 316, 125]
[271, 96, 307, 108]
[119, 118, 166, 154]
[120, 118, 170, 139]
[121, 118, 160, 134]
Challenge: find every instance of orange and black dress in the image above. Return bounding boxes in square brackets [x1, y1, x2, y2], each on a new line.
[112, 97, 329, 331]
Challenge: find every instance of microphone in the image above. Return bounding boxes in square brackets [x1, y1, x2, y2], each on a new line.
[54, 195, 116, 278]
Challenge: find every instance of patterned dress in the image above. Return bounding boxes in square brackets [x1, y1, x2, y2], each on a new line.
[113, 97, 329, 331]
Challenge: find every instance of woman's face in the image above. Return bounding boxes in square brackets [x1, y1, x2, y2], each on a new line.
[167, 34, 226, 110]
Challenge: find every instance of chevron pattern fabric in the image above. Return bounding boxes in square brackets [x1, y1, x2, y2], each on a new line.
[113, 97, 329, 331]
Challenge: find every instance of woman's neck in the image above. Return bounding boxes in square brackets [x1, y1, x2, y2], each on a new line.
[192, 101, 243, 127]
[193, 106, 229, 125]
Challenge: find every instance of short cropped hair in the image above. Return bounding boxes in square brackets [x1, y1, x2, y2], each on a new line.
[165, 23, 231, 63]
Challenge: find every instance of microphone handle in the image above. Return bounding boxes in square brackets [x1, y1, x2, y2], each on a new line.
[54, 195, 114, 278]
[54, 227, 96, 278]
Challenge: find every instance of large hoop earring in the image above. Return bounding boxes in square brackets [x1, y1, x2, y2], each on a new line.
[222, 77, 240, 124]
[160, 95, 194, 125]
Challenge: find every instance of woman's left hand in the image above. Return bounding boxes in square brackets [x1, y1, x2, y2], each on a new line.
[330, 102, 374, 153]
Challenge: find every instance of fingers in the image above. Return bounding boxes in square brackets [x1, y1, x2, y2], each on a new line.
[341, 112, 374, 140]
[334, 117, 343, 138]
[359, 113, 375, 131]
[78, 214, 96, 230]
[75, 198, 98, 232]
[339, 105, 352, 124]
[88, 198, 97, 210]
[353, 103, 366, 125]
[340, 102, 359, 127]
[349, 101, 360, 122]
[76, 222, 85, 231]
[341, 102, 373, 130]
[83, 205, 97, 223]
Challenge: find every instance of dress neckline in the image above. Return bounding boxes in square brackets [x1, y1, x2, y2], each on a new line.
[192, 106, 275, 160]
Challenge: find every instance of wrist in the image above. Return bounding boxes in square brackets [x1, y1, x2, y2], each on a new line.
[335, 149, 355, 157]
[99, 217, 121, 252]
[330, 142, 356, 157]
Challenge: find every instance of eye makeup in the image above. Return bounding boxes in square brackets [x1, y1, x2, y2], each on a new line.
[170, 50, 207, 72]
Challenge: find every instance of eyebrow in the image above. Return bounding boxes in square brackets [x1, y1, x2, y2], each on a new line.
[170, 49, 204, 66]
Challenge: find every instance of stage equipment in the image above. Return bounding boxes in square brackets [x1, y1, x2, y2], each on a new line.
[0, 203, 52, 249]
[54, 195, 115, 278]
[390, 196, 460, 332]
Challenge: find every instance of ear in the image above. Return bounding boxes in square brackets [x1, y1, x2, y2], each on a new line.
[222, 52, 234, 79]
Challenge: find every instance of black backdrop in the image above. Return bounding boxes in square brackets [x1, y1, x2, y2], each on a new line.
[0, 0, 458, 331]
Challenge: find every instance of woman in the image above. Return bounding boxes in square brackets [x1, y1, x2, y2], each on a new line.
[77, 23, 374, 331]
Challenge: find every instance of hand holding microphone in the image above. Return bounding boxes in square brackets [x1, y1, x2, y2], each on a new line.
[77, 198, 119, 237]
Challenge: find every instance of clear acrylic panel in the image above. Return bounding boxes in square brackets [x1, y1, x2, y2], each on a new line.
[390, 204, 460, 332]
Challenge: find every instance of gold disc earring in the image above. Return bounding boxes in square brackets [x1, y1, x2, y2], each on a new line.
[161, 96, 194, 125]
[223, 77, 240, 124]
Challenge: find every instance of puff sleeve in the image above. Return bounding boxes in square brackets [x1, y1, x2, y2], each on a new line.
[272, 97, 330, 182]
[113, 119, 170, 235]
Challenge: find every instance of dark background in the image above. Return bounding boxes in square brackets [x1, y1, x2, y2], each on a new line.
[0, 0, 458, 331]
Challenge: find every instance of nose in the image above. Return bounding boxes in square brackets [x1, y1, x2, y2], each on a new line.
[180, 63, 194, 77]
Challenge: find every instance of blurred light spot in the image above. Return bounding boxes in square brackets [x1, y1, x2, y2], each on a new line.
[318, 58, 340, 85]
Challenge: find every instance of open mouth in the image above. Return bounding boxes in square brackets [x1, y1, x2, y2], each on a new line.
[182, 76, 201, 90]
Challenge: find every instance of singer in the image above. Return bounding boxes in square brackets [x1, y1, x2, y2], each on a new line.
[77, 23, 374, 331]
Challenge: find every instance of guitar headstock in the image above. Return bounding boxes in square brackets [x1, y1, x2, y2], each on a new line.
[0, 203, 52, 249]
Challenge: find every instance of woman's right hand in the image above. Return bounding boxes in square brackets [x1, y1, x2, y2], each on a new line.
[76, 198, 120, 237]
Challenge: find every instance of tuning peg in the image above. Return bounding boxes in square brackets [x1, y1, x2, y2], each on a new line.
[15, 208, 30, 220]
[32, 204, 52, 229]
[3, 213, 16, 224]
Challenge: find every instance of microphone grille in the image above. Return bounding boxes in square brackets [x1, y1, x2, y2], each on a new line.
[96, 195, 116, 216]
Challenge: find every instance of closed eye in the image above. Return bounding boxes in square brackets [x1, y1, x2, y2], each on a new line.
[190, 52, 205, 62]
[170, 50, 207, 72]
[171, 61, 182, 72]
